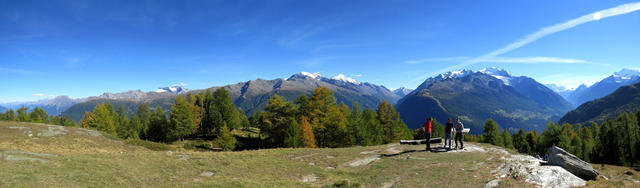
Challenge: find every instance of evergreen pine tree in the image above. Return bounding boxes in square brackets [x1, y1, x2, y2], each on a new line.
[264, 94, 298, 147]
[80, 111, 92, 128]
[211, 88, 241, 130]
[295, 94, 311, 118]
[376, 101, 411, 143]
[115, 105, 130, 139]
[516, 129, 532, 154]
[358, 109, 383, 146]
[128, 114, 142, 139]
[502, 128, 514, 149]
[214, 123, 236, 151]
[5, 109, 16, 121]
[483, 118, 502, 146]
[28, 107, 48, 123]
[324, 105, 348, 148]
[346, 102, 362, 145]
[308, 87, 335, 147]
[148, 106, 168, 142]
[557, 123, 573, 151]
[430, 119, 445, 138]
[136, 103, 151, 139]
[16, 106, 29, 122]
[539, 121, 561, 155]
[570, 135, 583, 159]
[169, 95, 196, 142]
[284, 118, 302, 148]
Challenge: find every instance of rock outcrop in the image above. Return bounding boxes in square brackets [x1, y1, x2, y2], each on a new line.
[546, 146, 598, 180]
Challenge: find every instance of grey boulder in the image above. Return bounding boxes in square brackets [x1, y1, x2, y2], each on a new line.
[546, 146, 598, 180]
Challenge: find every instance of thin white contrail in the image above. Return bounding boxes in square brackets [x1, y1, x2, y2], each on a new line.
[412, 2, 640, 84]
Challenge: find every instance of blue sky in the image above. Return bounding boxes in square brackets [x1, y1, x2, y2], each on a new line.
[1, 0, 640, 102]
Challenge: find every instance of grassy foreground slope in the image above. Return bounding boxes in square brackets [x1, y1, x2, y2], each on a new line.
[0, 121, 638, 187]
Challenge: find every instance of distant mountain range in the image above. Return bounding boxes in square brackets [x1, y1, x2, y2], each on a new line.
[559, 81, 640, 124]
[0, 105, 6, 112]
[544, 84, 575, 99]
[392, 87, 413, 97]
[8, 68, 640, 132]
[0, 96, 86, 115]
[566, 69, 640, 107]
[396, 67, 573, 133]
[544, 69, 640, 108]
[62, 72, 400, 121]
[0, 85, 184, 116]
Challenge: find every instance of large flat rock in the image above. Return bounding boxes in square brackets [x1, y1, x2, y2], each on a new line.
[546, 146, 598, 180]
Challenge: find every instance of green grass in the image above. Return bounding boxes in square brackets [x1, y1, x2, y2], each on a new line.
[1, 121, 639, 187]
[124, 139, 173, 151]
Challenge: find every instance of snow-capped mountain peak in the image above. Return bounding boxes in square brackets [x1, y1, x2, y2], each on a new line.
[392, 87, 414, 97]
[439, 69, 473, 79]
[479, 67, 513, 85]
[544, 84, 575, 92]
[479, 67, 512, 77]
[611, 68, 640, 83]
[331, 74, 360, 84]
[614, 68, 640, 77]
[156, 85, 188, 94]
[300, 71, 322, 79]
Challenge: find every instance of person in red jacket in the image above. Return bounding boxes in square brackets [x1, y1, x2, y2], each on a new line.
[422, 117, 432, 151]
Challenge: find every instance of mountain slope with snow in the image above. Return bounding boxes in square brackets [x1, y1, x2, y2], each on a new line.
[156, 85, 189, 94]
[392, 87, 414, 97]
[63, 72, 400, 121]
[396, 68, 572, 133]
[544, 84, 575, 99]
[566, 68, 640, 107]
[560, 81, 640, 124]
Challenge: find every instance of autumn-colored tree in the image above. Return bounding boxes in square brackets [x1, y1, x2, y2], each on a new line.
[85, 103, 117, 136]
[300, 116, 316, 148]
[308, 86, 336, 147]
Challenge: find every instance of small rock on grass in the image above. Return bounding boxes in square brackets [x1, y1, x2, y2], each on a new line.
[301, 174, 318, 182]
[484, 179, 500, 188]
[598, 175, 608, 181]
[200, 171, 214, 177]
[178, 154, 191, 160]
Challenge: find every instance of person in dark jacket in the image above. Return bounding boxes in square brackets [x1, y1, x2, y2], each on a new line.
[422, 117, 432, 151]
[444, 118, 454, 150]
[454, 118, 464, 150]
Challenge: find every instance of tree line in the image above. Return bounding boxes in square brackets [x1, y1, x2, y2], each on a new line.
[478, 110, 640, 167]
[1, 86, 412, 151]
[250, 86, 412, 148]
[78, 88, 248, 150]
[0, 106, 76, 126]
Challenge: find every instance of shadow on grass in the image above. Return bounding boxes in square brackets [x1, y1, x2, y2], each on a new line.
[381, 146, 454, 158]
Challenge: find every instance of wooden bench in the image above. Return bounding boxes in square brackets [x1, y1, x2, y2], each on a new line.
[400, 137, 442, 145]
